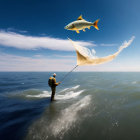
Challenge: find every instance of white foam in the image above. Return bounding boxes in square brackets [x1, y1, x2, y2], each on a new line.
[26, 89, 84, 99]
[25, 85, 81, 99]
[60, 85, 80, 93]
[60, 88, 69, 92]
[132, 81, 137, 84]
[56, 90, 84, 100]
[26, 91, 51, 98]
[71, 85, 80, 90]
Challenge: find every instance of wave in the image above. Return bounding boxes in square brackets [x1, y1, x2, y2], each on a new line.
[60, 85, 80, 92]
[26, 91, 51, 98]
[26, 85, 83, 100]
[26, 90, 84, 100]
[56, 90, 84, 100]
[131, 81, 137, 84]
[8, 85, 83, 101]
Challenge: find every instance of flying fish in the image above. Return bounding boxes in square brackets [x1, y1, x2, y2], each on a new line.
[64, 15, 99, 33]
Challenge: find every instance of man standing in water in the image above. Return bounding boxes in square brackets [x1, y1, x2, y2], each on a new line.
[48, 73, 61, 101]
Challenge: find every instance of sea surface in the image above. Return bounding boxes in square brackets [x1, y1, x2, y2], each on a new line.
[0, 72, 140, 140]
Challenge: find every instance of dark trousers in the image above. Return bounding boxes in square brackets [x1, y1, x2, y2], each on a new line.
[51, 87, 56, 101]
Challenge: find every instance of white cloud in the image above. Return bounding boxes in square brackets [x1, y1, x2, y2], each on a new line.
[52, 54, 76, 58]
[100, 43, 117, 47]
[0, 53, 75, 71]
[7, 28, 28, 33]
[0, 30, 136, 71]
[0, 31, 95, 51]
[33, 54, 42, 57]
[0, 52, 139, 72]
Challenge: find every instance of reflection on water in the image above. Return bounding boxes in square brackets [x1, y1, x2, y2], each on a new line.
[26, 95, 91, 140]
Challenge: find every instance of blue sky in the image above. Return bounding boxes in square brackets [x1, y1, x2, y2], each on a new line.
[0, 0, 139, 71]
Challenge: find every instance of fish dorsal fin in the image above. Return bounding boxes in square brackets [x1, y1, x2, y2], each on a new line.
[77, 15, 83, 20]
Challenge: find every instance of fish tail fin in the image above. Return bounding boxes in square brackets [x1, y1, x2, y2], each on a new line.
[93, 19, 99, 30]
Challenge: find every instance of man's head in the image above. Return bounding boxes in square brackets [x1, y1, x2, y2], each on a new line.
[53, 73, 56, 77]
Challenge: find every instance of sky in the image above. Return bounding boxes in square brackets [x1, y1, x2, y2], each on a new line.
[0, 0, 139, 71]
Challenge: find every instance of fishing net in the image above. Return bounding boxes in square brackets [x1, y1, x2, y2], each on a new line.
[69, 37, 134, 66]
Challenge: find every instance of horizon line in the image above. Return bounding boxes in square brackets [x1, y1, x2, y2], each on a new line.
[0, 71, 140, 72]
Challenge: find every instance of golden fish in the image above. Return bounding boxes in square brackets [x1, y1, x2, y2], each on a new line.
[64, 15, 99, 33]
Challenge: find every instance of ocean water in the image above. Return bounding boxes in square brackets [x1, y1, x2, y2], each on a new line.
[0, 72, 140, 140]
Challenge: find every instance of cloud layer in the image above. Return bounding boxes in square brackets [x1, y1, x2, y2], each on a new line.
[0, 51, 139, 72]
[0, 31, 95, 51]
[0, 53, 75, 71]
[0, 30, 136, 71]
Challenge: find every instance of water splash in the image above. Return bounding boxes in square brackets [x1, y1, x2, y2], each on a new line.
[26, 90, 50, 98]
[26, 85, 82, 100]
[56, 90, 84, 100]
[60, 85, 80, 92]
